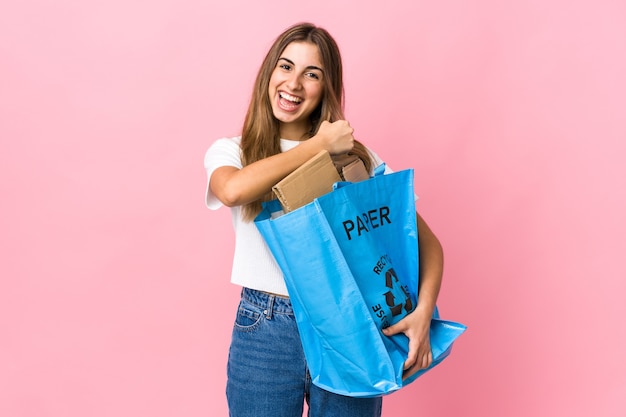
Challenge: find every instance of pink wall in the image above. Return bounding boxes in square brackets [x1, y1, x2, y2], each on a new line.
[2, 1, 625, 416]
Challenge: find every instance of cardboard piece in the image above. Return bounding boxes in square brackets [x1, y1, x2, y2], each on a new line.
[331, 152, 370, 183]
[341, 158, 369, 182]
[272, 150, 342, 213]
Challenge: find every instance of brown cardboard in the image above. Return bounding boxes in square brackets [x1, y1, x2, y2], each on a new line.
[341, 158, 369, 182]
[272, 150, 342, 213]
[331, 152, 370, 182]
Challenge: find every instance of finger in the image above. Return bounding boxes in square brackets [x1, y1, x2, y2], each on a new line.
[381, 321, 405, 336]
[402, 349, 432, 379]
[404, 353, 417, 370]
[418, 348, 433, 370]
[402, 366, 417, 380]
[403, 337, 420, 370]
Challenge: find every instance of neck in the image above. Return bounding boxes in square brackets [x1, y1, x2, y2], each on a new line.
[279, 123, 310, 141]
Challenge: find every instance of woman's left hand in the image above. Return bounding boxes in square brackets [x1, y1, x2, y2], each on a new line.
[382, 304, 433, 379]
[383, 211, 442, 380]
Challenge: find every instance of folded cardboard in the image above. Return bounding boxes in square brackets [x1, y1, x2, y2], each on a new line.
[341, 158, 369, 182]
[331, 152, 370, 183]
[272, 150, 342, 213]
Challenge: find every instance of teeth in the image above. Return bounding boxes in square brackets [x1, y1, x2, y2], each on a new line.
[279, 92, 302, 103]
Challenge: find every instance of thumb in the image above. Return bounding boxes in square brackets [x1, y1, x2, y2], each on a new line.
[382, 322, 405, 337]
[319, 119, 331, 129]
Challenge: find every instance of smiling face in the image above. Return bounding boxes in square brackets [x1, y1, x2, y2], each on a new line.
[268, 41, 325, 140]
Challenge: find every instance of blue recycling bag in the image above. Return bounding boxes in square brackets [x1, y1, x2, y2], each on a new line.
[254, 168, 466, 397]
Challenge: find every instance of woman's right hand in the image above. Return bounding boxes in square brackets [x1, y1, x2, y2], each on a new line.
[315, 120, 355, 155]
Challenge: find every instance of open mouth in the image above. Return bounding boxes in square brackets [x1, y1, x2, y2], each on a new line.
[278, 91, 303, 110]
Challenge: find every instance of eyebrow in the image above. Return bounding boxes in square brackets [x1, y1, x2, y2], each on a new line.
[278, 57, 324, 73]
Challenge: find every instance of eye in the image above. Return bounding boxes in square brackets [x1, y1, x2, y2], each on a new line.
[279, 63, 292, 71]
[305, 72, 320, 80]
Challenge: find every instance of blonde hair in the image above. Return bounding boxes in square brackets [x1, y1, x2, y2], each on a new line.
[241, 22, 372, 220]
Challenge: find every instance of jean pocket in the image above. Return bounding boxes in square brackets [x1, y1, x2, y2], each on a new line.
[233, 300, 263, 331]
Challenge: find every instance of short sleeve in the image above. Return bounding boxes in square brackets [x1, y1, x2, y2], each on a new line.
[204, 137, 243, 210]
[366, 148, 394, 174]
[366, 147, 417, 201]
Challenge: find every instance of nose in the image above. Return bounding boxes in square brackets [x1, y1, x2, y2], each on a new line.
[285, 72, 302, 91]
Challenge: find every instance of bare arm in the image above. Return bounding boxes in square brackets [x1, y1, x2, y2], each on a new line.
[382, 211, 443, 378]
[210, 120, 355, 207]
[414, 212, 444, 318]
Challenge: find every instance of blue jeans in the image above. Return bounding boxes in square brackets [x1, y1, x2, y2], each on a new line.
[226, 288, 383, 417]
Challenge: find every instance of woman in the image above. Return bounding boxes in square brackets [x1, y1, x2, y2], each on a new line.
[205, 22, 443, 417]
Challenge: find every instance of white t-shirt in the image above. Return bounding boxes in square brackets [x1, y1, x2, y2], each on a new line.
[204, 136, 387, 296]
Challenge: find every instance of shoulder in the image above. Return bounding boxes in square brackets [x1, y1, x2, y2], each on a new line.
[209, 136, 242, 151]
[204, 136, 243, 168]
[205, 136, 242, 156]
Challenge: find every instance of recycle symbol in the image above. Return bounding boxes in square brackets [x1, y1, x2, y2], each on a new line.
[383, 268, 414, 317]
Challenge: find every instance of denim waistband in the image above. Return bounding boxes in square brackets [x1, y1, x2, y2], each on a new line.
[241, 287, 294, 316]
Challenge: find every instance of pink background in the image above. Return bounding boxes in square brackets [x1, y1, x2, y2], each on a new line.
[2, 1, 625, 416]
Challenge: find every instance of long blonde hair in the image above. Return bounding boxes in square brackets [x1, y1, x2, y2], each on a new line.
[241, 22, 372, 220]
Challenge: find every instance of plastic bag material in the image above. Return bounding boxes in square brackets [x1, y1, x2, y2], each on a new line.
[254, 168, 466, 397]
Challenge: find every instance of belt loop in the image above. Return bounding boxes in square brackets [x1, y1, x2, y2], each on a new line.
[264, 294, 275, 319]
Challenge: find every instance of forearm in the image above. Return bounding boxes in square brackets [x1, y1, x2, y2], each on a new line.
[210, 121, 356, 207]
[415, 212, 443, 316]
[383, 212, 443, 372]
[210, 138, 325, 207]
